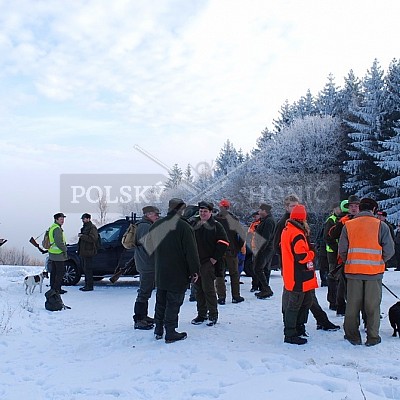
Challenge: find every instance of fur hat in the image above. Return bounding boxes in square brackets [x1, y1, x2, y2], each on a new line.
[80, 213, 91, 219]
[290, 204, 307, 221]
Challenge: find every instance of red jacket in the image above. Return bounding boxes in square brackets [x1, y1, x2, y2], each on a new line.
[281, 220, 318, 292]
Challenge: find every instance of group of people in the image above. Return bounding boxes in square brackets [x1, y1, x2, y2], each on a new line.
[132, 195, 337, 344]
[321, 196, 395, 346]
[44, 191, 397, 346]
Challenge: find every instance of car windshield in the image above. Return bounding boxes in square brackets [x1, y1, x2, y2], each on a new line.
[99, 226, 122, 243]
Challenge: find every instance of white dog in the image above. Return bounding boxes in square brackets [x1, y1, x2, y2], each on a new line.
[24, 271, 49, 295]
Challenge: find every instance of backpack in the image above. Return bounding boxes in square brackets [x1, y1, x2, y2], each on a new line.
[42, 230, 51, 250]
[121, 223, 137, 249]
[45, 289, 71, 311]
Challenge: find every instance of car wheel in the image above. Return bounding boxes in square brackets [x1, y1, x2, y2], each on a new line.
[63, 260, 81, 286]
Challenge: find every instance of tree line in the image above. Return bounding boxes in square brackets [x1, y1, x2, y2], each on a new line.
[165, 58, 400, 223]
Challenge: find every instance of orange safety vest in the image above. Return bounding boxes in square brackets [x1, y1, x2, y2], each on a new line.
[344, 216, 385, 275]
[281, 221, 318, 292]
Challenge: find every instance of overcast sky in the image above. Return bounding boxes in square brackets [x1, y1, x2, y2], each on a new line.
[0, 0, 399, 256]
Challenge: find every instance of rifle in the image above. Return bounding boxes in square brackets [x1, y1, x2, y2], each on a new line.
[109, 268, 125, 284]
[327, 263, 344, 280]
[110, 213, 138, 283]
[29, 233, 48, 254]
[109, 257, 136, 283]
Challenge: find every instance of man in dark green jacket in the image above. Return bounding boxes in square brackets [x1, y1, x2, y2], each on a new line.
[78, 213, 99, 292]
[191, 201, 229, 326]
[146, 198, 200, 343]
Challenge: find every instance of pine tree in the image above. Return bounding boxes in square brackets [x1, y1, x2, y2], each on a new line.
[165, 163, 183, 189]
[273, 99, 296, 132]
[184, 164, 193, 183]
[342, 59, 388, 199]
[316, 73, 340, 116]
[293, 89, 316, 119]
[375, 59, 400, 217]
[337, 69, 362, 117]
[214, 139, 239, 177]
[254, 127, 274, 153]
[376, 123, 400, 218]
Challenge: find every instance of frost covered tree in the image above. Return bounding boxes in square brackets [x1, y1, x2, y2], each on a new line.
[184, 164, 193, 183]
[383, 58, 400, 122]
[316, 73, 340, 116]
[293, 90, 316, 119]
[375, 59, 400, 217]
[337, 69, 362, 117]
[225, 116, 344, 217]
[273, 100, 296, 132]
[342, 59, 388, 199]
[214, 139, 240, 177]
[165, 163, 183, 189]
[376, 123, 400, 218]
[253, 127, 274, 153]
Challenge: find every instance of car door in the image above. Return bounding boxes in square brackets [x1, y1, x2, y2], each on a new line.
[93, 221, 128, 276]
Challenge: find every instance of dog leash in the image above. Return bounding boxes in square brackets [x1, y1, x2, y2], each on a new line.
[382, 283, 400, 300]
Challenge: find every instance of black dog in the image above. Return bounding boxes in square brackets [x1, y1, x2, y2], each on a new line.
[388, 302, 400, 337]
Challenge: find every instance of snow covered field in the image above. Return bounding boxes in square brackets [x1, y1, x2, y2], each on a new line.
[1, 266, 400, 400]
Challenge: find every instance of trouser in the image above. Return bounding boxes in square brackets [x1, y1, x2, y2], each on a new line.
[318, 253, 329, 285]
[282, 288, 312, 338]
[327, 252, 338, 306]
[344, 278, 382, 343]
[154, 289, 185, 333]
[309, 290, 330, 326]
[50, 260, 65, 293]
[253, 250, 273, 290]
[133, 270, 155, 322]
[82, 257, 94, 290]
[336, 272, 347, 314]
[282, 288, 329, 326]
[215, 255, 240, 299]
[195, 261, 218, 320]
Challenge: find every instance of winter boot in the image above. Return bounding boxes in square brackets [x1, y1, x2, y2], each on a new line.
[317, 321, 340, 331]
[255, 286, 274, 299]
[134, 320, 154, 330]
[232, 296, 244, 303]
[191, 316, 206, 325]
[165, 330, 187, 344]
[284, 336, 307, 345]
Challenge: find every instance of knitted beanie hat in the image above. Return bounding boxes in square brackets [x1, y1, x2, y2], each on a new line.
[290, 204, 307, 221]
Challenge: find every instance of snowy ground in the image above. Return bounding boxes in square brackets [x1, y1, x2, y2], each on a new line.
[1, 266, 400, 400]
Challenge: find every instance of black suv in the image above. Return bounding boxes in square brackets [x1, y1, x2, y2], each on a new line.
[61, 217, 138, 285]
